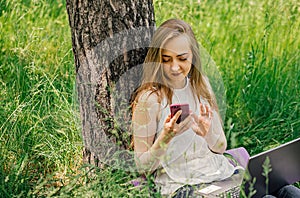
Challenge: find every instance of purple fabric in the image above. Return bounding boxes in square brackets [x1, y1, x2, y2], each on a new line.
[131, 175, 146, 187]
[131, 180, 141, 186]
[225, 147, 250, 169]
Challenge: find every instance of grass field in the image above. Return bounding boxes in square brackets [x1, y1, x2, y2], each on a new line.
[0, 0, 299, 197]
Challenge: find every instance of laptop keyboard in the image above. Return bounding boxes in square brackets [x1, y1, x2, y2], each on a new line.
[216, 186, 240, 198]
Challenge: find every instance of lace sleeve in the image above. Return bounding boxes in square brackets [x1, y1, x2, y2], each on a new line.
[132, 91, 166, 173]
[205, 110, 227, 153]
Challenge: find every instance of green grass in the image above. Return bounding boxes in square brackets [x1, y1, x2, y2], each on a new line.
[0, 0, 82, 196]
[0, 0, 299, 197]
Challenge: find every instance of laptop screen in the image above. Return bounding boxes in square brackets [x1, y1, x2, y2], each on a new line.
[245, 138, 300, 198]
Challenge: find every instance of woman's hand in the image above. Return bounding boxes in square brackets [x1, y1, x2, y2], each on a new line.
[161, 110, 192, 144]
[191, 103, 213, 137]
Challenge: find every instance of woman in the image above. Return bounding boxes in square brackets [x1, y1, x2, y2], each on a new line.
[131, 19, 238, 197]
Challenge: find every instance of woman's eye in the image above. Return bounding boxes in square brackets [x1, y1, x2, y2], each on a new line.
[162, 59, 170, 62]
[179, 58, 187, 61]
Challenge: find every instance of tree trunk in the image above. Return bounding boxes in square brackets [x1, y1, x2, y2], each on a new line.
[66, 0, 155, 168]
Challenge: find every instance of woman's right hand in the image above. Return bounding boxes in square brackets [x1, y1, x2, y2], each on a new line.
[161, 110, 192, 144]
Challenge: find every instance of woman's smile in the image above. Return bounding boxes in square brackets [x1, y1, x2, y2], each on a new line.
[171, 72, 181, 76]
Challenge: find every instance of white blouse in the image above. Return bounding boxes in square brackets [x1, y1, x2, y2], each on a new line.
[153, 79, 236, 195]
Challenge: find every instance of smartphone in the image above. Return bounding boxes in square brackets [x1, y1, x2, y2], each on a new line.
[170, 103, 190, 124]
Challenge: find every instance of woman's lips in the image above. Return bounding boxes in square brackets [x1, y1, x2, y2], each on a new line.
[171, 73, 181, 76]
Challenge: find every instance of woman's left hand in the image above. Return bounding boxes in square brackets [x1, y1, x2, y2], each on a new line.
[191, 103, 213, 136]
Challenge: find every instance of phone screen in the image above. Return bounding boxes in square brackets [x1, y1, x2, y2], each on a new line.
[170, 103, 189, 124]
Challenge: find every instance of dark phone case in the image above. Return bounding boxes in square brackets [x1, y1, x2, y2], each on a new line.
[170, 104, 189, 124]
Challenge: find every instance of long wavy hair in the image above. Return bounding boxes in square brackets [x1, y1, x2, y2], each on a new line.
[132, 18, 218, 111]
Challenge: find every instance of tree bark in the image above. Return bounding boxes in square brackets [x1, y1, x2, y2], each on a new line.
[66, 0, 155, 168]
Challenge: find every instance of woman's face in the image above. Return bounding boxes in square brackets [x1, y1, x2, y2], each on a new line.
[161, 35, 193, 89]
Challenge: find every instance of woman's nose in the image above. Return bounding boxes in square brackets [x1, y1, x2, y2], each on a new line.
[170, 60, 180, 71]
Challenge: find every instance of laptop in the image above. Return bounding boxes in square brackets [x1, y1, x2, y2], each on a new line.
[194, 170, 244, 197]
[194, 138, 300, 197]
[245, 137, 300, 198]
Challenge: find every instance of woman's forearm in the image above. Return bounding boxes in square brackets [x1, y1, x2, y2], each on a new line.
[135, 147, 165, 174]
[205, 111, 227, 153]
[135, 131, 171, 174]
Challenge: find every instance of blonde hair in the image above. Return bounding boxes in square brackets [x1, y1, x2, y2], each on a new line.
[132, 19, 218, 111]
